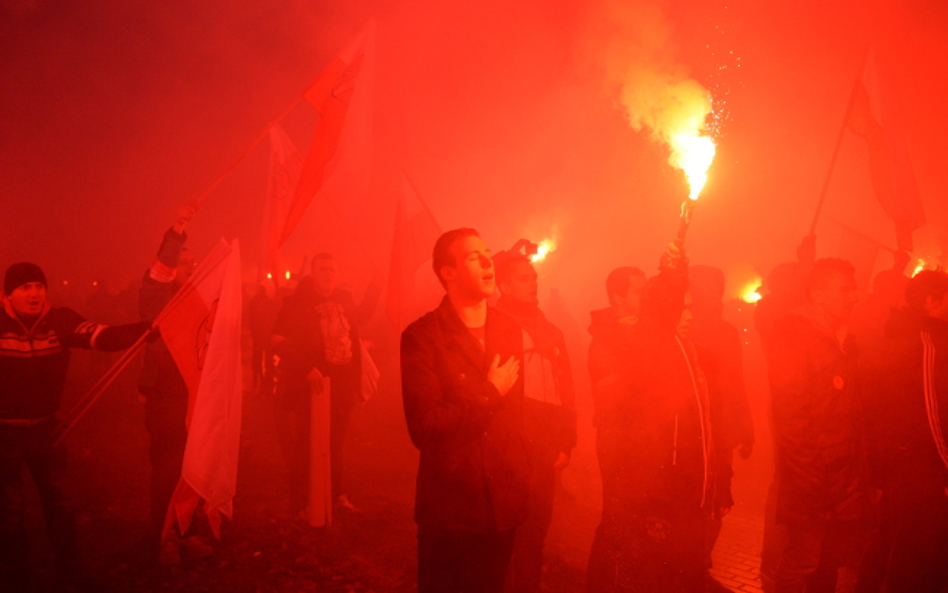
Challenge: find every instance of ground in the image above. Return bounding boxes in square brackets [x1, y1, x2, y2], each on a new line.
[14, 342, 786, 593]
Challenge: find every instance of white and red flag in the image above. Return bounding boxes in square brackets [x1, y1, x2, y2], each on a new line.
[260, 125, 303, 279]
[847, 52, 926, 252]
[386, 173, 443, 331]
[278, 22, 375, 248]
[158, 239, 243, 541]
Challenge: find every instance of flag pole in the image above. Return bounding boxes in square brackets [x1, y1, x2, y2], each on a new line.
[809, 46, 871, 235]
[54, 242, 233, 443]
[193, 91, 308, 209]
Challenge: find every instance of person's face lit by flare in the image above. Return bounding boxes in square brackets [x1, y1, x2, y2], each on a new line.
[442, 235, 495, 301]
[499, 259, 538, 306]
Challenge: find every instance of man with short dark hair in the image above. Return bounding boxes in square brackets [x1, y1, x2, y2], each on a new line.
[860, 269, 948, 592]
[769, 258, 870, 593]
[1, 262, 151, 589]
[493, 249, 576, 593]
[401, 228, 530, 593]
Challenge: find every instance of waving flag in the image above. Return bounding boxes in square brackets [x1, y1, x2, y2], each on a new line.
[386, 172, 442, 331]
[847, 52, 926, 252]
[158, 239, 243, 541]
[261, 125, 303, 278]
[279, 23, 375, 247]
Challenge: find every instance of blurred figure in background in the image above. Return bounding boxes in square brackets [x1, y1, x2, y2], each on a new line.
[859, 270, 948, 592]
[493, 244, 576, 593]
[688, 265, 754, 581]
[270, 253, 378, 514]
[585, 265, 647, 590]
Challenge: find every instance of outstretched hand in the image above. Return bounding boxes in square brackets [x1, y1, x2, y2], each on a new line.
[487, 354, 520, 397]
[173, 204, 198, 234]
[659, 242, 689, 272]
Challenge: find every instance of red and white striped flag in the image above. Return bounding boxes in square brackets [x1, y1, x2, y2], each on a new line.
[159, 239, 243, 541]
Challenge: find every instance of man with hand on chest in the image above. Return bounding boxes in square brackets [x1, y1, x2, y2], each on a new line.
[400, 228, 531, 593]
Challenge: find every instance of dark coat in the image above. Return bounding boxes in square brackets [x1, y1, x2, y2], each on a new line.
[400, 295, 531, 532]
[867, 309, 948, 497]
[768, 307, 869, 523]
[588, 307, 638, 429]
[606, 269, 725, 518]
[271, 281, 364, 409]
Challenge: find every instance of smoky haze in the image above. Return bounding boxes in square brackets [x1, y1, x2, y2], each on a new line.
[1, 0, 947, 585]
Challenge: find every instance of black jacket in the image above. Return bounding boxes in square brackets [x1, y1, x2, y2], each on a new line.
[768, 306, 869, 522]
[400, 296, 531, 532]
[867, 309, 948, 497]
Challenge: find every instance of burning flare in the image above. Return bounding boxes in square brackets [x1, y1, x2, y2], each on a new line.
[741, 283, 762, 304]
[530, 239, 557, 263]
[672, 132, 716, 201]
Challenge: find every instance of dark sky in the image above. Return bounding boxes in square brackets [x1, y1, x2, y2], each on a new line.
[2, 0, 946, 315]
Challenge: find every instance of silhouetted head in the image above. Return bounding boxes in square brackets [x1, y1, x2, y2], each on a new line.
[689, 265, 726, 320]
[4, 262, 48, 318]
[905, 269, 948, 320]
[311, 253, 337, 297]
[806, 258, 858, 328]
[606, 266, 646, 319]
[496, 254, 538, 306]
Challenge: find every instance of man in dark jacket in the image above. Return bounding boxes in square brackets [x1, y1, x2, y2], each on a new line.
[587, 246, 728, 592]
[493, 249, 576, 593]
[1, 262, 150, 589]
[401, 228, 530, 593]
[768, 258, 870, 593]
[271, 253, 378, 513]
[861, 270, 948, 592]
[137, 204, 214, 565]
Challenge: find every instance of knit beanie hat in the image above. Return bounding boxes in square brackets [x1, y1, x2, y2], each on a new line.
[4, 262, 47, 295]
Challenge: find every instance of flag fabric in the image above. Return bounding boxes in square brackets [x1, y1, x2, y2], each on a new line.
[260, 125, 303, 279]
[847, 52, 925, 252]
[278, 23, 375, 248]
[159, 239, 244, 541]
[386, 172, 443, 331]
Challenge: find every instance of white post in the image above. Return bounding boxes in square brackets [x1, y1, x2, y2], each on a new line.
[308, 376, 332, 527]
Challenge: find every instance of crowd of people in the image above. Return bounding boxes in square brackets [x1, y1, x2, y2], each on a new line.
[2, 213, 947, 593]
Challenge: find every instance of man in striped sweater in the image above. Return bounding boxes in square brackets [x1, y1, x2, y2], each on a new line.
[0, 262, 151, 590]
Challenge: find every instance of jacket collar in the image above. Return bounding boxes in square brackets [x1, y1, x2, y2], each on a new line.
[437, 295, 495, 371]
